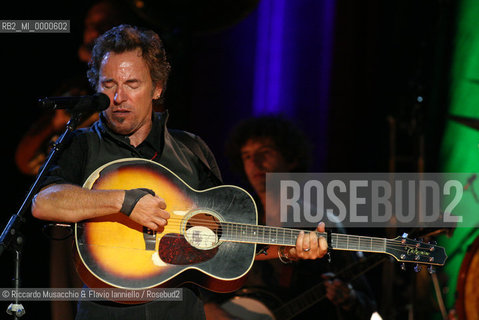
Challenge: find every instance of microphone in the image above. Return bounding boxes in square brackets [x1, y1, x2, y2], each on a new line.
[38, 92, 110, 113]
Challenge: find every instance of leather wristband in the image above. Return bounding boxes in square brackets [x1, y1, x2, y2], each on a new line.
[120, 188, 156, 217]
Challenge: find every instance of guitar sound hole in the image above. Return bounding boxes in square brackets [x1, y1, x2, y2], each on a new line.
[185, 213, 222, 250]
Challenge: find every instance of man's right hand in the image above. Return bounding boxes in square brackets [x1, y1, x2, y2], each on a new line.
[129, 194, 170, 231]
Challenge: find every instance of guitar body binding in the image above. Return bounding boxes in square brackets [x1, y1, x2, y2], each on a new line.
[75, 158, 258, 293]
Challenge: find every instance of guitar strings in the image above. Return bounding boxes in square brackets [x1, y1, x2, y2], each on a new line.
[140, 216, 434, 248]
[82, 231, 433, 259]
[83, 232, 422, 252]
[84, 214, 434, 250]
[83, 214, 434, 251]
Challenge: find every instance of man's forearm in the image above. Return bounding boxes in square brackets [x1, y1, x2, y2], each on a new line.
[32, 184, 124, 222]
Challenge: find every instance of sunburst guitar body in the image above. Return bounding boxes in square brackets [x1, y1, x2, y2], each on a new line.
[75, 158, 257, 294]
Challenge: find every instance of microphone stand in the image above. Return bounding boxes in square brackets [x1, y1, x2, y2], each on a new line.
[0, 112, 84, 319]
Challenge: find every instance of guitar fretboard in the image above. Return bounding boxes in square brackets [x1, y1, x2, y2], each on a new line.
[220, 222, 387, 253]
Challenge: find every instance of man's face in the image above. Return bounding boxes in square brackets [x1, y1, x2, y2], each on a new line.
[98, 49, 162, 138]
[240, 137, 294, 195]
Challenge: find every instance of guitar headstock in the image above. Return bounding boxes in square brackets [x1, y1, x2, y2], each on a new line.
[386, 235, 447, 267]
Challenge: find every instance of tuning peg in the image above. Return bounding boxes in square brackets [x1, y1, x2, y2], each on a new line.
[400, 263, 406, 271]
[416, 238, 423, 247]
[428, 266, 435, 274]
[401, 233, 408, 244]
[414, 264, 422, 273]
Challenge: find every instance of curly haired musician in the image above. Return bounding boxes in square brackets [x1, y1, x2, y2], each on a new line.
[31, 25, 328, 320]
[223, 116, 377, 320]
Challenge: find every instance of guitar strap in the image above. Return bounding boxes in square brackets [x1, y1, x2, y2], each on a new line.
[169, 129, 223, 186]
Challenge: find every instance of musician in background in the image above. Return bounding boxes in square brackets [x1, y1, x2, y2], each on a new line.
[31, 25, 329, 320]
[224, 115, 377, 319]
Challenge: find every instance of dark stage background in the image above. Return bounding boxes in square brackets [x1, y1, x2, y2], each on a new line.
[0, 0, 455, 319]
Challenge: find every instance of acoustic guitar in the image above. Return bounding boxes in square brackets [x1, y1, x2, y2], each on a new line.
[75, 158, 447, 296]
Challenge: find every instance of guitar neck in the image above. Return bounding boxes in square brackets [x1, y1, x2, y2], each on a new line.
[220, 223, 387, 254]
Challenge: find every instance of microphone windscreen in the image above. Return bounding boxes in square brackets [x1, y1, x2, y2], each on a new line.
[94, 93, 110, 111]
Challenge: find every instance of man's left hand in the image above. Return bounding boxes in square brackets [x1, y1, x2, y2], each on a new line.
[289, 222, 328, 260]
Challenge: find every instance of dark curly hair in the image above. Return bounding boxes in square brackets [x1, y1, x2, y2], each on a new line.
[225, 115, 313, 178]
[87, 24, 171, 94]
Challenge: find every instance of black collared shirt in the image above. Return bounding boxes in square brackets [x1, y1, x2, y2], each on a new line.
[43, 111, 221, 190]
[40, 112, 221, 319]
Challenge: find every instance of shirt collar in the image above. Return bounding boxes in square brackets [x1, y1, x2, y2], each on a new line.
[98, 110, 168, 151]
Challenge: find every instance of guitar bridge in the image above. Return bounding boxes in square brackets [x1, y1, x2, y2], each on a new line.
[143, 227, 156, 251]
